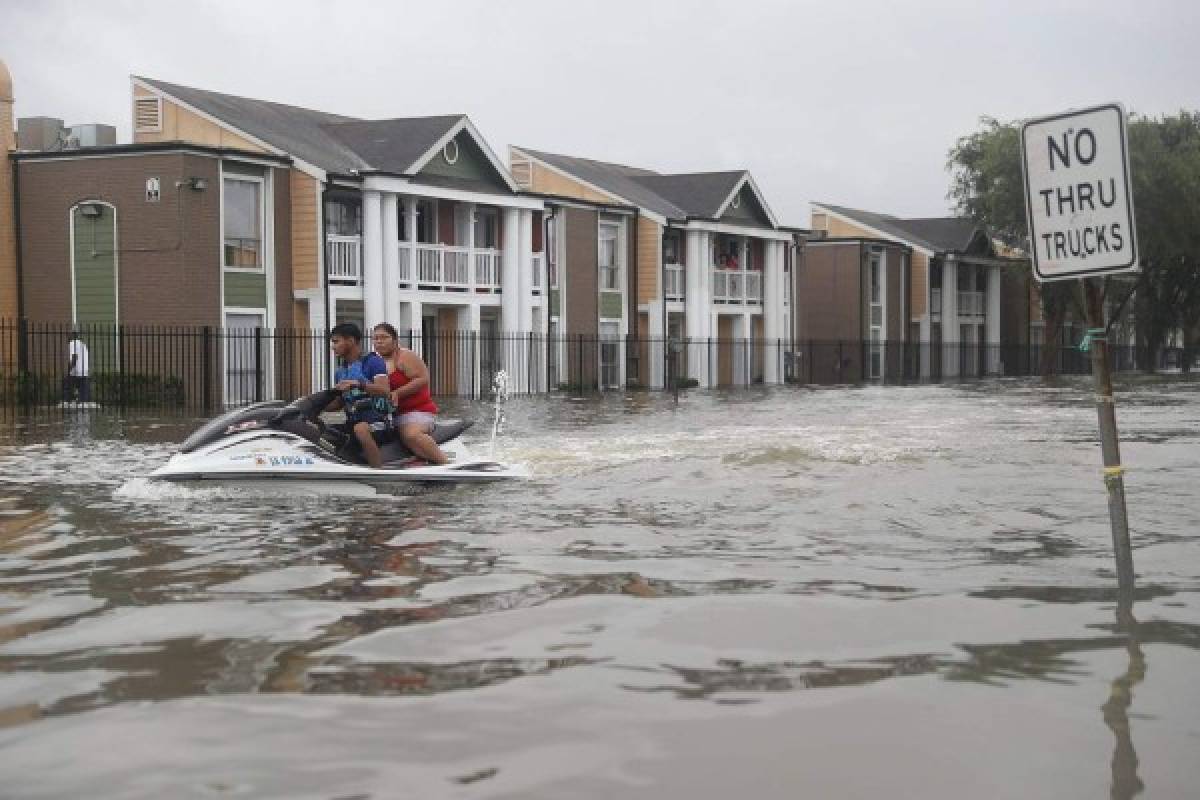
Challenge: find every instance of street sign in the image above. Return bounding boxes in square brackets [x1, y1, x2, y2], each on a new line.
[1020, 103, 1138, 282]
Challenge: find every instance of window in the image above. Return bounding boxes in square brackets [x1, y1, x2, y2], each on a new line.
[224, 177, 262, 269]
[599, 320, 620, 389]
[599, 223, 619, 290]
[443, 138, 459, 165]
[422, 199, 441, 242]
[325, 197, 361, 236]
[474, 208, 498, 249]
[868, 252, 882, 304]
[547, 218, 558, 287]
[663, 231, 680, 264]
[868, 251, 883, 379]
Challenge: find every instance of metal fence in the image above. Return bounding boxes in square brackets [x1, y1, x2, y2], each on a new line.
[0, 319, 1191, 413]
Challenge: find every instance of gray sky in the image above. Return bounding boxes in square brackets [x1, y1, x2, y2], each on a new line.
[4, 0, 1197, 224]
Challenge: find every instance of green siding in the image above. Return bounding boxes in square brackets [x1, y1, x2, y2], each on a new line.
[549, 289, 560, 317]
[72, 206, 118, 326]
[417, 131, 511, 193]
[224, 270, 268, 309]
[720, 185, 772, 227]
[599, 292, 623, 319]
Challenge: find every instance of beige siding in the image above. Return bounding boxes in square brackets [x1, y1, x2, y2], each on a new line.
[527, 162, 618, 205]
[911, 250, 928, 318]
[290, 169, 319, 290]
[821, 215, 878, 239]
[133, 87, 265, 152]
[636, 217, 660, 304]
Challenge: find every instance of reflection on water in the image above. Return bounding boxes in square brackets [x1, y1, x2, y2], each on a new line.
[0, 378, 1198, 798]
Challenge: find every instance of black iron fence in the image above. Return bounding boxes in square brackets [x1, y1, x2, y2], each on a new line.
[0, 319, 1191, 413]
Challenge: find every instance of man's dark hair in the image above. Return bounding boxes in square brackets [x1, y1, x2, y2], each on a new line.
[329, 322, 363, 342]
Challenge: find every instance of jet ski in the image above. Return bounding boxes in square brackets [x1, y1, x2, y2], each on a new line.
[150, 388, 525, 488]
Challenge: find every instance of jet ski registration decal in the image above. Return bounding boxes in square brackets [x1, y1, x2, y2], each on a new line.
[253, 454, 317, 467]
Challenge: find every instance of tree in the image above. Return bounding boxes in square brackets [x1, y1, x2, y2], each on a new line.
[948, 111, 1200, 374]
[947, 118, 1081, 376]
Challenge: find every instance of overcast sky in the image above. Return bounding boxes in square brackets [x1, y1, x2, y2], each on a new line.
[4, 0, 1197, 224]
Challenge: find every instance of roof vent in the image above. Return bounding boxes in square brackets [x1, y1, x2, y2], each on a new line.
[134, 96, 162, 133]
[511, 159, 532, 188]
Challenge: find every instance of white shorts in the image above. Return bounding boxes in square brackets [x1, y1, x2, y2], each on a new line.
[395, 411, 435, 433]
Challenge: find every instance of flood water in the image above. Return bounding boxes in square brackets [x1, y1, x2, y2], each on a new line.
[1, 378, 1198, 799]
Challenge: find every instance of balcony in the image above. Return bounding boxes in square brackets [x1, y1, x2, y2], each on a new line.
[411, 244, 501, 293]
[712, 268, 763, 305]
[327, 235, 361, 285]
[958, 290, 985, 317]
[665, 263, 685, 302]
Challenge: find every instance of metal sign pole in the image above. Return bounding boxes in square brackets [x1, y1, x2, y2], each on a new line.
[1082, 278, 1135, 599]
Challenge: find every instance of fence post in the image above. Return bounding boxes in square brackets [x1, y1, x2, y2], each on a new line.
[202, 325, 213, 413]
[254, 326, 264, 403]
[117, 324, 127, 410]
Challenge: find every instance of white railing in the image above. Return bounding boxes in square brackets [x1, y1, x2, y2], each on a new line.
[326, 235, 361, 284]
[397, 243, 411, 284]
[958, 290, 985, 317]
[712, 268, 763, 305]
[531, 252, 544, 290]
[473, 249, 501, 290]
[745, 271, 762, 303]
[665, 263, 685, 301]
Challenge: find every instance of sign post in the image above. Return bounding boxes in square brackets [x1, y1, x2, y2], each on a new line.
[1020, 103, 1138, 600]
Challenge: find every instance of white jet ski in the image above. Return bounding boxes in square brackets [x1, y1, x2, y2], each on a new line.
[150, 389, 525, 488]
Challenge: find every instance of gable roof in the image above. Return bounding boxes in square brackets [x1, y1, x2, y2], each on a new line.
[134, 77, 515, 191]
[813, 202, 985, 254]
[513, 146, 778, 227]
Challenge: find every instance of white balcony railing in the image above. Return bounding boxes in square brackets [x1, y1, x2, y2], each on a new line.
[326, 235, 361, 284]
[711, 268, 763, 305]
[665, 263, 685, 301]
[958, 290, 985, 317]
[333, 239, 504, 293]
[531, 252, 544, 291]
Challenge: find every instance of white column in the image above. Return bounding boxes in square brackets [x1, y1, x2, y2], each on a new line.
[763, 239, 782, 384]
[987, 264, 1002, 374]
[684, 229, 706, 386]
[919, 313, 931, 378]
[942, 259, 959, 377]
[406, 300, 423, 352]
[518, 209, 533, 333]
[361, 189, 384, 330]
[307, 298, 327, 392]
[501, 208, 520, 332]
[647, 301, 664, 389]
[381, 193, 399, 325]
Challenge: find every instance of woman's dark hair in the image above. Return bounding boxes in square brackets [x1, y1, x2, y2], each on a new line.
[372, 322, 399, 340]
[328, 322, 362, 342]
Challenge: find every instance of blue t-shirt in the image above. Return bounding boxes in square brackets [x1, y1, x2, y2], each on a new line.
[335, 353, 392, 421]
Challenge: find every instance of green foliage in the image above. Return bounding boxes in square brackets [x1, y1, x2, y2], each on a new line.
[0, 372, 186, 407]
[947, 110, 1200, 370]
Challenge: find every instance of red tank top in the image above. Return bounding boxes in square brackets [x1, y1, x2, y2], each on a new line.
[388, 363, 438, 414]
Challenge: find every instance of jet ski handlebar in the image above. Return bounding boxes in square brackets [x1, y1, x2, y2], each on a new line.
[269, 388, 339, 425]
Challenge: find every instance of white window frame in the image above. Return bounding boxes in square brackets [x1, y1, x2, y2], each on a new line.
[599, 221, 620, 291]
[222, 174, 266, 273]
[223, 309, 268, 406]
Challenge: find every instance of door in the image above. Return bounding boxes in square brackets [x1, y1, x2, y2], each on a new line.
[225, 312, 265, 406]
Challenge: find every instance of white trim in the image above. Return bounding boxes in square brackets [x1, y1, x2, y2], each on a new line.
[678, 219, 792, 242]
[406, 117, 520, 193]
[15, 148, 288, 168]
[509, 146, 667, 225]
[810, 203, 937, 257]
[712, 172, 781, 229]
[130, 76, 327, 181]
[361, 174, 544, 210]
[68, 200, 120, 328]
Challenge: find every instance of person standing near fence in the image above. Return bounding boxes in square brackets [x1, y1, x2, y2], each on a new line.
[63, 328, 91, 403]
